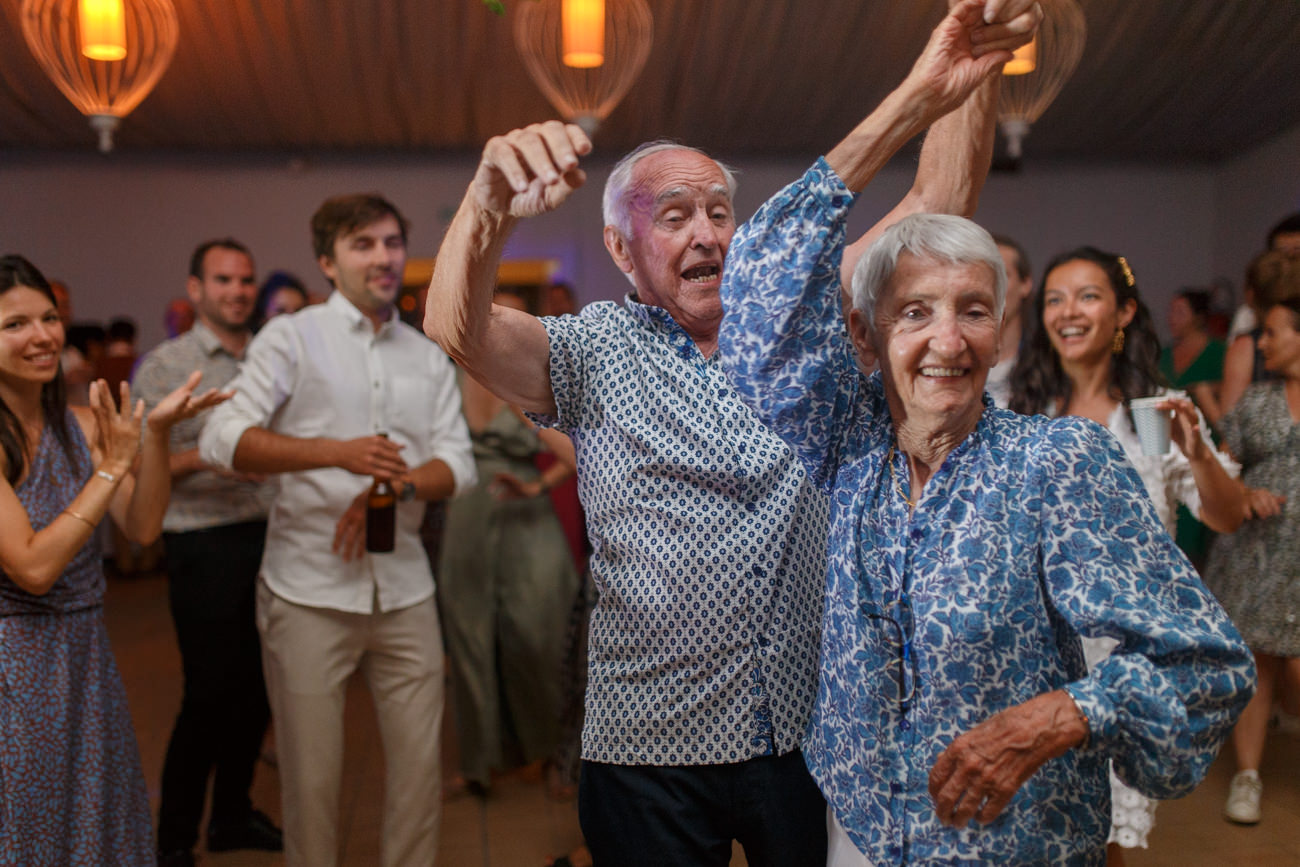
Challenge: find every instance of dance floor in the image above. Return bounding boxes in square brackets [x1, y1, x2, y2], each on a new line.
[106, 571, 1299, 866]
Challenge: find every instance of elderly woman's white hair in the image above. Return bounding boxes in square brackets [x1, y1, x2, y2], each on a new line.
[851, 213, 1007, 327]
[601, 140, 739, 239]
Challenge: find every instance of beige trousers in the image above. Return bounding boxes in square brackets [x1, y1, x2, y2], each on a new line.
[256, 580, 445, 867]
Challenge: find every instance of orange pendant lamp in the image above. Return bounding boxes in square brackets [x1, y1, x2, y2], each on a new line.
[515, 0, 653, 136]
[21, 0, 179, 152]
[997, 0, 1086, 162]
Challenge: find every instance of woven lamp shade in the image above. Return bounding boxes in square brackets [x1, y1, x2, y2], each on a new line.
[514, 0, 653, 136]
[998, 0, 1086, 161]
[20, 0, 179, 152]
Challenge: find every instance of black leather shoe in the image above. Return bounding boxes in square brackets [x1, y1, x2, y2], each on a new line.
[156, 850, 195, 867]
[206, 808, 284, 853]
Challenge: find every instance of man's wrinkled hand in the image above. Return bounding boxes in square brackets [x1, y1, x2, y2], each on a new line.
[969, 1, 1041, 57]
[908, 0, 1039, 118]
[474, 121, 592, 219]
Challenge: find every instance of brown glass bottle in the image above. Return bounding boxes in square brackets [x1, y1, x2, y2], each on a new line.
[366, 477, 396, 553]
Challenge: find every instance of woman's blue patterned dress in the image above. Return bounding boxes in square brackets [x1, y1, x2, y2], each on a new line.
[0, 414, 153, 866]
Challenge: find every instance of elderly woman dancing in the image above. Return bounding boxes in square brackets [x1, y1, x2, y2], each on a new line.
[719, 201, 1254, 862]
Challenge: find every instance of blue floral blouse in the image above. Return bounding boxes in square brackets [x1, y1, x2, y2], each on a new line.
[718, 158, 1255, 865]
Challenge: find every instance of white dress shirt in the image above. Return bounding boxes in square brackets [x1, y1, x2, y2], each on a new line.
[199, 291, 475, 614]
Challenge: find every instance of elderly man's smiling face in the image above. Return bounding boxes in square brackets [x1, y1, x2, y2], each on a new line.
[866, 252, 1000, 433]
[604, 149, 734, 345]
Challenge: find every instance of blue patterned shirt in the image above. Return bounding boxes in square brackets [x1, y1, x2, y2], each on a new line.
[718, 159, 1255, 864]
[531, 299, 827, 765]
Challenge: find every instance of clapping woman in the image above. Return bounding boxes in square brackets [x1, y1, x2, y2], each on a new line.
[0, 255, 228, 866]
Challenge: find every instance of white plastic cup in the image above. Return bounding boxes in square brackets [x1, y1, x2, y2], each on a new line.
[1129, 396, 1173, 456]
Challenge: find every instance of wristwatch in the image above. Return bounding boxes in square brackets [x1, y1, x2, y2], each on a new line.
[398, 480, 417, 503]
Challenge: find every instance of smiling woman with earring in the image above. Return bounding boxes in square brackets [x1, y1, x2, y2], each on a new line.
[0, 254, 229, 867]
[1008, 247, 1245, 864]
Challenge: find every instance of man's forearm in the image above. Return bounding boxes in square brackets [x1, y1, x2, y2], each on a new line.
[422, 184, 558, 415]
[404, 458, 459, 503]
[231, 427, 344, 474]
[423, 186, 517, 365]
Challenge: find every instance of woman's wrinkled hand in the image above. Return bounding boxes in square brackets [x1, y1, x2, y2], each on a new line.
[929, 690, 1088, 827]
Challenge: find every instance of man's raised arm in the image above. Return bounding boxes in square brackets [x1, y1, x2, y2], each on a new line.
[424, 121, 592, 416]
[841, 0, 1041, 282]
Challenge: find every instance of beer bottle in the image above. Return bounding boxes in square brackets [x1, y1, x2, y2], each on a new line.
[365, 434, 397, 553]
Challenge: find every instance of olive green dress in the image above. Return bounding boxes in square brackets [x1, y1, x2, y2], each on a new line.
[437, 406, 580, 786]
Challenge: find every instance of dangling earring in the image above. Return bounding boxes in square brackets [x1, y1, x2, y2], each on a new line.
[1111, 328, 1126, 355]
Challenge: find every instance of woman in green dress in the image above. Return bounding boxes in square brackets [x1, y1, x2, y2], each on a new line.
[1160, 289, 1228, 568]
[438, 290, 580, 794]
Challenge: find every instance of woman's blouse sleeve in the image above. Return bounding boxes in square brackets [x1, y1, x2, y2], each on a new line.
[718, 158, 861, 489]
[1032, 419, 1255, 798]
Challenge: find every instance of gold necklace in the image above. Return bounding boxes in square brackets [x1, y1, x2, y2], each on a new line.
[885, 444, 917, 511]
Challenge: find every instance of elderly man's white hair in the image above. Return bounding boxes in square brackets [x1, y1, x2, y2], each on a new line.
[851, 213, 1007, 328]
[602, 140, 739, 240]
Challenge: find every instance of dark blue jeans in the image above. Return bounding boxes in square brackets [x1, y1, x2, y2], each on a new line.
[579, 750, 827, 867]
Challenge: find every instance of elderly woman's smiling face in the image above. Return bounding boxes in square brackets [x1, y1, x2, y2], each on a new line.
[868, 252, 1000, 434]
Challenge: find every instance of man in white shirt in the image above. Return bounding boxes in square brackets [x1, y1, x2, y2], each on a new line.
[199, 194, 475, 867]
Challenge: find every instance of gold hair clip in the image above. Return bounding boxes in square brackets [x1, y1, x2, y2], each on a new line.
[1117, 256, 1135, 288]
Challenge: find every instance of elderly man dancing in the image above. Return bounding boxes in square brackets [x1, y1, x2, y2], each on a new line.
[426, 2, 1044, 863]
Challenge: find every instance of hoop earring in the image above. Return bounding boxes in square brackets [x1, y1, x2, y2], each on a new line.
[1111, 328, 1125, 355]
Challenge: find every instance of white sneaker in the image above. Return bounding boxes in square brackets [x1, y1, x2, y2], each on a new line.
[1224, 769, 1262, 824]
